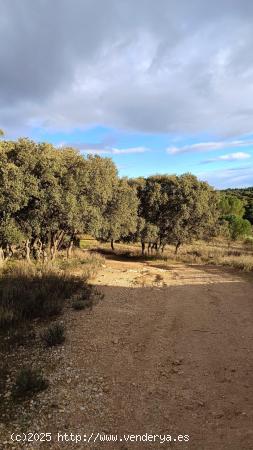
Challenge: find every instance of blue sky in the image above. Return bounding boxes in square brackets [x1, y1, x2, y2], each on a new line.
[1, 0, 253, 188]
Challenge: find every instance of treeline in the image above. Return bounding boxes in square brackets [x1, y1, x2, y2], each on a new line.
[0, 138, 252, 261]
[221, 187, 253, 225]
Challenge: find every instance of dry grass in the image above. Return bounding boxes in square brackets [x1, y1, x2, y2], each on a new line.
[0, 262, 84, 330]
[56, 248, 104, 279]
[0, 250, 104, 332]
[97, 240, 253, 272]
[151, 240, 253, 272]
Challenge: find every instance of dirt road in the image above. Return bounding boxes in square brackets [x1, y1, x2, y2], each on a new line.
[14, 257, 253, 449]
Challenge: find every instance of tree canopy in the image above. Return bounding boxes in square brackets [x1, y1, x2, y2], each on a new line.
[0, 137, 251, 261]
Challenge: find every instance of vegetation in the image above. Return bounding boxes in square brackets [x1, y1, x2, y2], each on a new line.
[221, 187, 253, 224]
[41, 323, 65, 347]
[72, 300, 87, 310]
[0, 262, 86, 330]
[225, 215, 252, 241]
[12, 368, 48, 398]
[0, 136, 252, 262]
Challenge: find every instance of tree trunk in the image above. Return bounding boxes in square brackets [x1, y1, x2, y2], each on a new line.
[148, 242, 151, 254]
[57, 231, 65, 251]
[67, 239, 74, 258]
[175, 241, 181, 254]
[37, 239, 43, 260]
[154, 242, 159, 253]
[32, 238, 42, 260]
[151, 243, 157, 253]
[50, 234, 57, 260]
[141, 242, 145, 255]
[42, 243, 48, 263]
[50, 241, 57, 260]
[110, 239, 114, 251]
[0, 246, 5, 265]
[3, 244, 12, 261]
[25, 239, 31, 262]
[8, 244, 14, 259]
[50, 231, 64, 260]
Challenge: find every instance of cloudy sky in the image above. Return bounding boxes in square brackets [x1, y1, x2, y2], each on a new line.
[1, 0, 253, 188]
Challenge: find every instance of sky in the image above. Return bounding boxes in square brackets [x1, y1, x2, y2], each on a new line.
[0, 0, 253, 189]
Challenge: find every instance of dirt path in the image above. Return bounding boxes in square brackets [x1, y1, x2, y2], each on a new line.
[9, 258, 253, 450]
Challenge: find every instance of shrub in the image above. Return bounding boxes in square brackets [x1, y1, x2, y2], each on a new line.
[244, 236, 253, 247]
[12, 368, 48, 398]
[0, 305, 15, 330]
[225, 215, 252, 241]
[72, 300, 86, 310]
[41, 323, 65, 347]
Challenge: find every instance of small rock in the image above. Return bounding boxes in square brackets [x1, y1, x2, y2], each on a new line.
[197, 401, 205, 407]
[212, 412, 224, 418]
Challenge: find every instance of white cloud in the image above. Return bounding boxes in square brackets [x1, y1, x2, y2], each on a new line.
[80, 146, 149, 155]
[167, 140, 253, 155]
[198, 166, 253, 189]
[202, 152, 251, 163]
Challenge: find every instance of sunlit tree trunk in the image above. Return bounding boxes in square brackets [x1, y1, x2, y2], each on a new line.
[0, 246, 5, 265]
[25, 239, 31, 262]
[67, 239, 74, 258]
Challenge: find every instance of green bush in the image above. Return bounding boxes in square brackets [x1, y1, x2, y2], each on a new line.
[41, 323, 65, 347]
[225, 215, 252, 241]
[12, 368, 48, 398]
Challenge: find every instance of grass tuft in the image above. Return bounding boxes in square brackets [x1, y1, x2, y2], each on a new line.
[41, 323, 65, 347]
[0, 262, 88, 331]
[12, 368, 48, 398]
[72, 300, 86, 310]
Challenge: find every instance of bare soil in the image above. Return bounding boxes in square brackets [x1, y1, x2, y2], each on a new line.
[2, 256, 253, 450]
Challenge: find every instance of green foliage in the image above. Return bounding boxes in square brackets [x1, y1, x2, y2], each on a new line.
[12, 368, 48, 398]
[219, 194, 245, 218]
[166, 174, 219, 251]
[221, 187, 253, 224]
[244, 202, 253, 224]
[140, 222, 159, 243]
[136, 173, 219, 252]
[225, 215, 252, 241]
[0, 139, 119, 260]
[99, 179, 139, 246]
[41, 323, 65, 347]
[0, 135, 241, 258]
